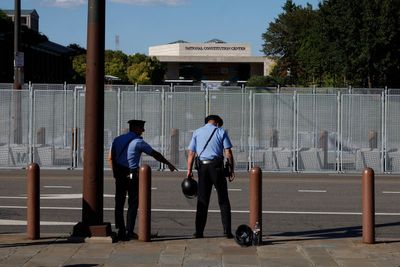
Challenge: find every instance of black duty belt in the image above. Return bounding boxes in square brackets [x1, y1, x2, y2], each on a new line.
[129, 168, 138, 174]
[200, 158, 223, 165]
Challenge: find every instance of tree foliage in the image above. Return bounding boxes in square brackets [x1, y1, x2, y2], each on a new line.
[69, 49, 165, 84]
[126, 56, 165, 85]
[105, 50, 128, 82]
[247, 75, 279, 87]
[262, 0, 400, 88]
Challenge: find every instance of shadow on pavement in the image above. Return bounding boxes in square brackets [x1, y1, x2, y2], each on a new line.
[269, 221, 400, 243]
[0, 235, 83, 249]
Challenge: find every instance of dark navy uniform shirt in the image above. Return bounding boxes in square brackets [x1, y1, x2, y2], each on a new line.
[110, 132, 136, 168]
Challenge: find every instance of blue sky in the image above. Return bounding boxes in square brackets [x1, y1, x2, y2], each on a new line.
[1, 0, 321, 56]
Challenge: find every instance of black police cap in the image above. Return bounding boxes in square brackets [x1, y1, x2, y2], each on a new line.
[127, 119, 146, 126]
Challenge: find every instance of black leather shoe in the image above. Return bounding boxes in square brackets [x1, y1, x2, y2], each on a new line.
[193, 232, 204, 238]
[224, 232, 234, 239]
[127, 232, 138, 240]
[118, 230, 128, 241]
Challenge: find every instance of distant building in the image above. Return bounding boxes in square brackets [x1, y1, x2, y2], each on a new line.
[149, 39, 273, 82]
[3, 9, 39, 32]
[0, 9, 73, 83]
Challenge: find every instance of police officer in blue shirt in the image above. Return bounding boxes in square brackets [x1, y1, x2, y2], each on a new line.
[108, 119, 177, 241]
[187, 115, 235, 238]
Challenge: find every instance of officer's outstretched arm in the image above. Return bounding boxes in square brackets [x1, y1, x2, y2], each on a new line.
[187, 150, 196, 178]
[150, 150, 178, 171]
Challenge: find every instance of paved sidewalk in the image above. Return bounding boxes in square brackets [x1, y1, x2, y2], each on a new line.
[1, 233, 400, 267]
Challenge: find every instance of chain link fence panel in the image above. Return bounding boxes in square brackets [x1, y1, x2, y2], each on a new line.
[0, 84, 399, 174]
[0, 90, 31, 167]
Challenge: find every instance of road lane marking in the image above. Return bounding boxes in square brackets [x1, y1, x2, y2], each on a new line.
[44, 186, 72, 189]
[213, 188, 242, 192]
[298, 190, 327, 193]
[1, 205, 399, 216]
[0, 219, 76, 226]
[0, 194, 115, 199]
[382, 191, 400, 194]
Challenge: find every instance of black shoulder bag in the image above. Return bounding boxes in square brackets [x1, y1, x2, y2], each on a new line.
[194, 128, 217, 170]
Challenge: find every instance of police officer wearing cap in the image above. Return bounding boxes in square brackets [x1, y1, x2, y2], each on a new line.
[187, 115, 235, 238]
[108, 119, 177, 241]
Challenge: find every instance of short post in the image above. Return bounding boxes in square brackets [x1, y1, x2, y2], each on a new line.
[249, 166, 262, 244]
[362, 167, 375, 244]
[319, 130, 328, 168]
[139, 164, 151, 241]
[368, 131, 378, 149]
[170, 128, 179, 166]
[268, 129, 278, 148]
[36, 127, 45, 145]
[27, 163, 40, 240]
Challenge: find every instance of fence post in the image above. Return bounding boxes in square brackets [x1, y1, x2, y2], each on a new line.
[362, 167, 375, 244]
[139, 164, 151, 241]
[71, 128, 80, 168]
[27, 163, 40, 240]
[249, 166, 262, 244]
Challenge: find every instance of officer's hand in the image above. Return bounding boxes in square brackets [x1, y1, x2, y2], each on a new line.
[187, 170, 193, 179]
[228, 172, 235, 182]
[168, 163, 178, 172]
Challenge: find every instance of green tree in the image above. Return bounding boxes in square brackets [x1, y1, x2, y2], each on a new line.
[71, 54, 86, 83]
[262, 0, 317, 86]
[246, 75, 279, 87]
[126, 56, 165, 85]
[128, 53, 148, 66]
[105, 50, 128, 82]
[127, 61, 150, 84]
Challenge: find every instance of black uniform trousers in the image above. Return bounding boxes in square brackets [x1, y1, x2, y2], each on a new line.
[114, 167, 139, 234]
[196, 160, 232, 235]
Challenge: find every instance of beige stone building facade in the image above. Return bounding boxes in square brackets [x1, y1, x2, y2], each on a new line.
[149, 40, 273, 83]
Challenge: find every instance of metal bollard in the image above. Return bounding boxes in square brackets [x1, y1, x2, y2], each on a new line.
[138, 164, 151, 242]
[249, 166, 262, 244]
[27, 163, 40, 240]
[362, 167, 375, 244]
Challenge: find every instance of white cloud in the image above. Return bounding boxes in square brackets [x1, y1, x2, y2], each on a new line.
[111, 0, 187, 6]
[41, 0, 85, 8]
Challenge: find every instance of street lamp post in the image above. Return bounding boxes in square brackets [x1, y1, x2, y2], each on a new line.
[72, 0, 111, 238]
[12, 0, 23, 144]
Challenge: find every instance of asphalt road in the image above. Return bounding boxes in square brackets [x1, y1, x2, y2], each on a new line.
[1, 169, 400, 239]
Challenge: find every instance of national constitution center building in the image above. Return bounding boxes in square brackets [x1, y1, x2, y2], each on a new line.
[149, 39, 273, 82]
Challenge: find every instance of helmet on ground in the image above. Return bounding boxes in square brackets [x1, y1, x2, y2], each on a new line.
[181, 177, 198, 199]
[235, 224, 253, 247]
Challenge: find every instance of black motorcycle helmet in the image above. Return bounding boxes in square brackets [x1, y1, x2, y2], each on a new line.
[234, 224, 253, 247]
[181, 177, 198, 199]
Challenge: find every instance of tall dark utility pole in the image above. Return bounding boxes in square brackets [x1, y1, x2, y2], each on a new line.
[12, 0, 22, 144]
[72, 0, 110, 237]
[13, 0, 23, 89]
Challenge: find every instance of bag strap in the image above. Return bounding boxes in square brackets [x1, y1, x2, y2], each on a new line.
[198, 127, 218, 157]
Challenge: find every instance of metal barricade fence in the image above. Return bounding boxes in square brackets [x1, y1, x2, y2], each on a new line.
[1, 84, 400, 173]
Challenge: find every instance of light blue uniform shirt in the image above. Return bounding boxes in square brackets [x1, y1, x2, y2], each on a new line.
[188, 123, 232, 160]
[127, 133, 154, 169]
[110, 132, 136, 168]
